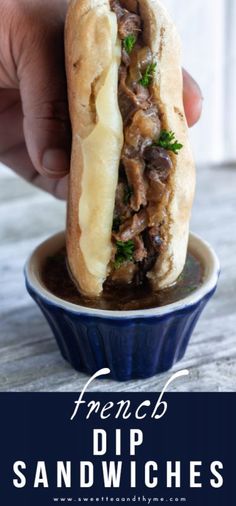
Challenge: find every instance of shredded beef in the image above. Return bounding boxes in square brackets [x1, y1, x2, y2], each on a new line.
[114, 209, 148, 242]
[120, 0, 139, 13]
[134, 225, 163, 285]
[125, 108, 161, 152]
[147, 199, 169, 228]
[144, 146, 173, 180]
[132, 82, 150, 101]
[118, 12, 141, 39]
[110, 0, 126, 18]
[121, 48, 131, 67]
[133, 235, 147, 262]
[129, 47, 153, 81]
[148, 226, 164, 252]
[110, 261, 138, 284]
[122, 156, 147, 211]
[146, 176, 165, 226]
[115, 182, 131, 218]
[119, 66, 150, 117]
[135, 239, 157, 284]
[147, 172, 166, 203]
[109, 0, 172, 285]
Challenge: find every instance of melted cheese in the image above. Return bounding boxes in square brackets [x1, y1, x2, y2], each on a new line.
[79, 12, 123, 279]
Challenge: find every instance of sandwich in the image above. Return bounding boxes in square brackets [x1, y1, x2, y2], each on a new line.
[65, 0, 195, 297]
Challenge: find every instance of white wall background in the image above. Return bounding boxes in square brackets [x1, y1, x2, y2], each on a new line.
[164, 0, 236, 165]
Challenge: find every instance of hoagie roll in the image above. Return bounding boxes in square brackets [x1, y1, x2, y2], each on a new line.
[65, 0, 195, 297]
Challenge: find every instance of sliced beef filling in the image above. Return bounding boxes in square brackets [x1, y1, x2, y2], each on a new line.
[110, 0, 174, 285]
[114, 209, 148, 242]
[120, 0, 139, 13]
[118, 12, 141, 39]
[118, 66, 150, 118]
[122, 156, 147, 211]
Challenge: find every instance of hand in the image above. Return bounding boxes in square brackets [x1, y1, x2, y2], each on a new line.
[0, 0, 70, 199]
[0, 0, 203, 200]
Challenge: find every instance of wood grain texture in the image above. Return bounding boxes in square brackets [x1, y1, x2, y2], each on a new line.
[0, 162, 235, 392]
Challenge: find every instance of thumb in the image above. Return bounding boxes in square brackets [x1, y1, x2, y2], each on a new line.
[17, 2, 71, 178]
[183, 69, 203, 128]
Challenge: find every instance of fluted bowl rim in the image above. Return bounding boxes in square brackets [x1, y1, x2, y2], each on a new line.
[25, 231, 220, 319]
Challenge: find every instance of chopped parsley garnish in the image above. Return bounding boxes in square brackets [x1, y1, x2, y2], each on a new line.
[157, 130, 183, 154]
[123, 185, 132, 205]
[139, 62, 157, 87]
[112, 217, 121, 232]
[123, 34, 137, 55]
[114, 240, 135, 269]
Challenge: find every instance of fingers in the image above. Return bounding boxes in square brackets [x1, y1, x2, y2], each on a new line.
[183, 69, 203, 127]
[31, 172, 69, 200]
[0, 90, 24, 155]
[0, 141, 69, 199]
[13, 0, 71, 179]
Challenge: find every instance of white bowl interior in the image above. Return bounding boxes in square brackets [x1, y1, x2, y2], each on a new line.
[25, 231, 220, 318]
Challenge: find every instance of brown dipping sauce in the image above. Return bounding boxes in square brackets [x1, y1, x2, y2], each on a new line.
[42, 249, 204, 311]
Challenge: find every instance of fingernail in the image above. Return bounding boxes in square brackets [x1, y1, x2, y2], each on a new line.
[42, 148, 70, 176]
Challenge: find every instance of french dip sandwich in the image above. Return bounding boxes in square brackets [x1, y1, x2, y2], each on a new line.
[65, 0, 195, 298]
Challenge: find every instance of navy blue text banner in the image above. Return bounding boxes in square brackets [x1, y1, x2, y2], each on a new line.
[0, 392, 235, 505]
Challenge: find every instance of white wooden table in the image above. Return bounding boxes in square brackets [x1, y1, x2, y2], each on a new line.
[0, 162, 235, 392]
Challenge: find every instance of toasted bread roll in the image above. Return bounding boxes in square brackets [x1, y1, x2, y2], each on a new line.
[65, 0, 195, 297]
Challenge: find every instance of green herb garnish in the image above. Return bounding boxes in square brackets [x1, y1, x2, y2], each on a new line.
[123, 34, 137, 55]
[123, 185, 132, 205]
[157, 130, 183, 154]
[139, 62, 157, 87]
[114, 240, 135, 269]
[112, 217, 121, 232]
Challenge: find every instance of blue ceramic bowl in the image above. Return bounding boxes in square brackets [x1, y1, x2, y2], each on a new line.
[25, 232, 220, 381]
